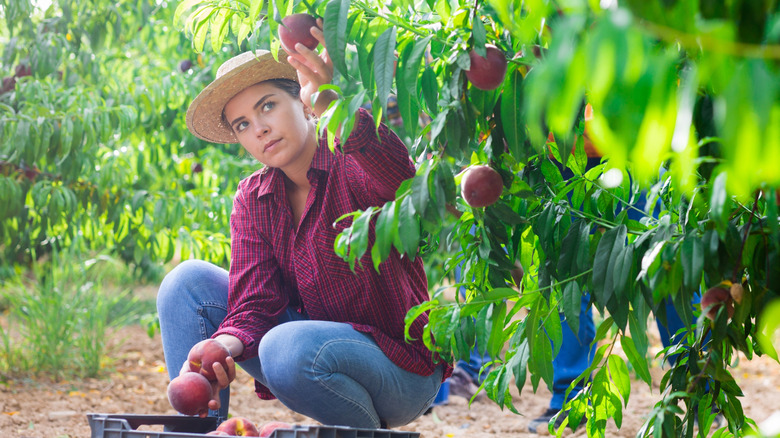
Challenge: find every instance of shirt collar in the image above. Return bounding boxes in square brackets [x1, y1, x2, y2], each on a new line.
[255, 167, 284, 199]
[254, 142, 333, 199]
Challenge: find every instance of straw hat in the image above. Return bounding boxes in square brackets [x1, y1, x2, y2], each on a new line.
[186, 50, 298, 144]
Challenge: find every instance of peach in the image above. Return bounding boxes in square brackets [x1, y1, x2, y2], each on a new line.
[188, 339, 230, 381]
[279, 14, 319, 55]
[701, 286, 734, 321]
[259, 421, 293, 437]
[216, 417, 260, 436]
[461, 165, 503, 208]
[465, 45, 507, 91]
[166, 372, 212, 416]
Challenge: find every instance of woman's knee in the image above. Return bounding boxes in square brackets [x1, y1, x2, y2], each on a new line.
[258, 322, 311, 371]
[157, 260, 222, 313]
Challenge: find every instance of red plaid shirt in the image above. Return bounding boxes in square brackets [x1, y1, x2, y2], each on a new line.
[214, 109, 449, 399]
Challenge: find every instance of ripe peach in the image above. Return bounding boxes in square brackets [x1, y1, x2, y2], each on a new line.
[461, 165, 503, 208]
[167, 372, 212, 416]
[188, 339, 230, 381]
[701, 286, 734, 321]
[216, 417, 260, 436]
[206, 431, 230, 436]
[465, 45, 507, 91]
[15, 63, 32, 78]
[279, 14, 319, 55]
[1, 76, 16, 94]
[259, 421, 293, 437]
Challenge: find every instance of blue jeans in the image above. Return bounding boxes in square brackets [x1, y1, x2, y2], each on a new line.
[157, 259, 443, 428]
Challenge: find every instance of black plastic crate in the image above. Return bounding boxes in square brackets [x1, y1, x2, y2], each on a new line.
[87, 414, 218, 437]
[87, 413, 421, 438]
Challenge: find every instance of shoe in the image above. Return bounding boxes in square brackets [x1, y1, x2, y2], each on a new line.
[528, 408, 564, 433]
[447, 366, 484, 401]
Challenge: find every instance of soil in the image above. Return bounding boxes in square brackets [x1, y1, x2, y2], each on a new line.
[1, 316, 779, 437]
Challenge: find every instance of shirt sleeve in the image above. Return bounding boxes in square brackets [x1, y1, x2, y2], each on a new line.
[339, 108, 416, 202]
[213, 182, 288, 362]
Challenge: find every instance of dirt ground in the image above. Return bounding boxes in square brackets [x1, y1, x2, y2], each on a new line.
[1, 321, 780, 437]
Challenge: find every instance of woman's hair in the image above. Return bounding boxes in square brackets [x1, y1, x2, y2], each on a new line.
[221, 78, 302, 131]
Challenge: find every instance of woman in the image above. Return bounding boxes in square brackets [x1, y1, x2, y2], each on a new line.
[157, 22, 449, 429]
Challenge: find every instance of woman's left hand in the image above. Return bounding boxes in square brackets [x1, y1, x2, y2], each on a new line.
[286, 18, 335, 117]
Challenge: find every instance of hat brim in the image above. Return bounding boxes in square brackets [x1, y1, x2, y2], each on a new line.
[186, 51, 298, 144]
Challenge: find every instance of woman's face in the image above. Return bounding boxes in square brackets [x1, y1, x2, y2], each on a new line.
[223, 82, 316, 171]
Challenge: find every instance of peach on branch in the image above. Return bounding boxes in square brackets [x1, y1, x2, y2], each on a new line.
[701, 286, 734, 321]
[465, 45, 507, 91]
[461, 165, 503, 208]
[279, 14, 319, 55]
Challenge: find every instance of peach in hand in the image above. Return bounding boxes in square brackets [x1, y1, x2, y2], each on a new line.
[188, 339, 231, 381]
[167, 372, 212, 416]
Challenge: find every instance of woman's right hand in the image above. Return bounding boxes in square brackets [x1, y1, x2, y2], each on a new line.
[286, 18, 336, 117]
[180, 339, 238, 413]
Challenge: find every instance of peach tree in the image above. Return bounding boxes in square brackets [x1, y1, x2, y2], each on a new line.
[0, 0, 265, 278]
[6, 0, 778, 435]
[179, 0, 777, 436]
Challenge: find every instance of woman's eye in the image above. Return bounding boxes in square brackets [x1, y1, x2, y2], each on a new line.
[261, 101, 275, 112]
[235, 121, 249, 133]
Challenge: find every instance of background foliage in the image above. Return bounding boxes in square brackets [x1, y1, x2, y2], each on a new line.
[2, 0, 780, 437]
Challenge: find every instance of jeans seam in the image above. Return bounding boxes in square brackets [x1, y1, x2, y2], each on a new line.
[196, 301, 228, 339]
[311, 338, 383, 427]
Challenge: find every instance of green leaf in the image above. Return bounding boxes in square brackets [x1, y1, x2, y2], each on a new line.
[472, 17, 487, 56]
[757, 299, 780, 361]
[174, 0, 203, 28]
[562, 281, 582, 336]
[710, 172, 729, 232]
[421, 67, 439, 114]
[403, 35, 432, 97]
[210, 9, 231, 52]
[681, 235, 704, 290]
[373, 26, 397, 114]
[531, 323, 554, 389]
[476, 304, 492, 357]
[558, 220, 588, 279]
[324, 0, 350, 79]
[608, 354, 631, 406]
[487, 301, 507, 359]
[501, 66, 526, 160]
[481, 287, 519, 301]
[411, 162, 432, 216]
[371, 201, 397, 270]
[621, 335, 652, 385]
[512, 338, 530, 396]
[544, 304, 563, 358]
[397, 196, 419, 258]
[404, 300, 437, 341]
[611, 244, 634, 302]
[592, 225, 627, 308]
